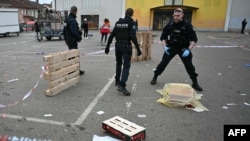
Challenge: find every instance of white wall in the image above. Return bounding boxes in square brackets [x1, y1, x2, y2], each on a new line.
[228, 0, 250, 32]
[52, 0, 124, 29]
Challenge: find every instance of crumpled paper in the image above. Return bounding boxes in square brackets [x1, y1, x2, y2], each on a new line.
[93, 135, 121, 141]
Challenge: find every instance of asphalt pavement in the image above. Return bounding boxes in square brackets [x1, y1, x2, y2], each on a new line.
[0, 30, 250, 141]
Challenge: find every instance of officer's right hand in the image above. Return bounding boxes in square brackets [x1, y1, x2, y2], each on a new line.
[137, 49, 142, 56]
[164, 46, 170, 55]
[105, 45, 110, 54]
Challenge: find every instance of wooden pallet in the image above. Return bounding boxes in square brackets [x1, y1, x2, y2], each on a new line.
[131, 32, 152, 63]
[102, 116, 146, 141]
[43, 49, 80, 96]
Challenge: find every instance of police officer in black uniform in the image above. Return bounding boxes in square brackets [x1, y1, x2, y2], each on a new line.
[150, 8, 203, 91]
[63, 6, 84, 75]
[105, 8, 142, 96]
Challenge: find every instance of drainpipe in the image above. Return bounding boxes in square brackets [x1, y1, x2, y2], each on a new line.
[55, 0, 57, 11]
[121, 0, 125, 18]
[224, 0, 232, 32]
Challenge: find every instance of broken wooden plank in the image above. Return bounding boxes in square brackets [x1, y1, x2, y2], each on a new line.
[43, 49, 80, 65]
[49, 70, 79, 89]
[44, 63, 79, 81]
[46, 76, 80, 96]
[48, 57, 80, 72]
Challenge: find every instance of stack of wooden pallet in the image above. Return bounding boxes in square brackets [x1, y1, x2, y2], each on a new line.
[43, 49, 80, 96]
[131, 32, 152, 63]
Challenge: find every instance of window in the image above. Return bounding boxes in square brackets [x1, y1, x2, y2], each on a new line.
[164, 0, 183, 5]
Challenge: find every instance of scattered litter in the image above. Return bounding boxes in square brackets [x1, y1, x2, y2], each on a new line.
[96, 111, 105, 115]
[244, 64, 250, 67]
[218, 73, 222, 76]
[222, 106, 229, 109]
[191, 107, 204, 112]
[3, 92, 10, 96]
[185, 104, 204, 112]
[244, 102, 250, 106]
[44, 114, 52, 117]
[240, 93, 247, 96]
[36, 52, 45, 55]
[0, 114, 7, 118]
[226, 103, 238, 106]
[137, 114, 146, 118]
[198, 94, 203, 97]
[125, 101, 132, 115]
[7, 78, 19, 83]
[93, 135, 121, 141]
[0, 104, 6, 108]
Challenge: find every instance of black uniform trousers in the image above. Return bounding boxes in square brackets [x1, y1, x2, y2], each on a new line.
[115, 42, 132, 87]
[66, 39, 78, 50]
[154, 48, 198, 81]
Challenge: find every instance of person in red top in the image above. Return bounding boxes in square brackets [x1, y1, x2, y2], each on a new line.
[100, 18, 110, 45]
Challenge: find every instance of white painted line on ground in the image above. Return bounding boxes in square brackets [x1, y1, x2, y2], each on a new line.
[0, 114, 66, 126]
[0, 74, 115, 127]
[73, 74, 115, 125]
[0, 51, 11, 55]
[196, 45, 237, 48]
[87, 47, 115, 55]
[240, 47, 250, 51]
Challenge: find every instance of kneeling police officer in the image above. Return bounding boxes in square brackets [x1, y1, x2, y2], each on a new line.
[150, 8, 203, 91]
[105, 8, 142, 96]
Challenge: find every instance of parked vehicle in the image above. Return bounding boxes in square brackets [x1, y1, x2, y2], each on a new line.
[0, 8, 20, 37]
[38, 8, 64, 40]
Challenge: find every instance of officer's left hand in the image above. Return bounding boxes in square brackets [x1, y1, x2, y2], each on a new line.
[182, 49, 190, 57]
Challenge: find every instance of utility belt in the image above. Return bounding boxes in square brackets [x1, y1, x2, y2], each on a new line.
[167, 40, 188, 49]
[116, 40, 131, 45]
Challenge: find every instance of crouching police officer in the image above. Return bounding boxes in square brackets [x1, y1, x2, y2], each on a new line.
[150, 8, 203, 91]
[105, 8, 142, 96]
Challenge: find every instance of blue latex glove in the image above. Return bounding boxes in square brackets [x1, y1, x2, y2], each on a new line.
[182, 49, 190, 57]
[164, 46, 170, 55]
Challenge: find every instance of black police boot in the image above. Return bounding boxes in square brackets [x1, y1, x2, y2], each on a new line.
[117, 86, 131, 96]
[150, 74, 158, 85]
[192, 80, 203, 91]
[79, 70, 85, 75]
[115, 79, 120, 86]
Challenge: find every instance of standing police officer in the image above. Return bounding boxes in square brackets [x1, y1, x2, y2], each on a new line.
[105, 8, 142, 96]
[63, 6, 84, 75]
[150, 8, 203, 91]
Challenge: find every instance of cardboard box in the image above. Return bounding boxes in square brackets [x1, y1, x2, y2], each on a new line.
[168, 84, 194, 103]
[102, 116, 146, 141]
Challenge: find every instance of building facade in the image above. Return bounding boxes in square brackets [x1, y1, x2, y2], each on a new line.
[52, 0, 250, 32]
[126, 0, 250, 32]
[0, 0, 44, 24]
